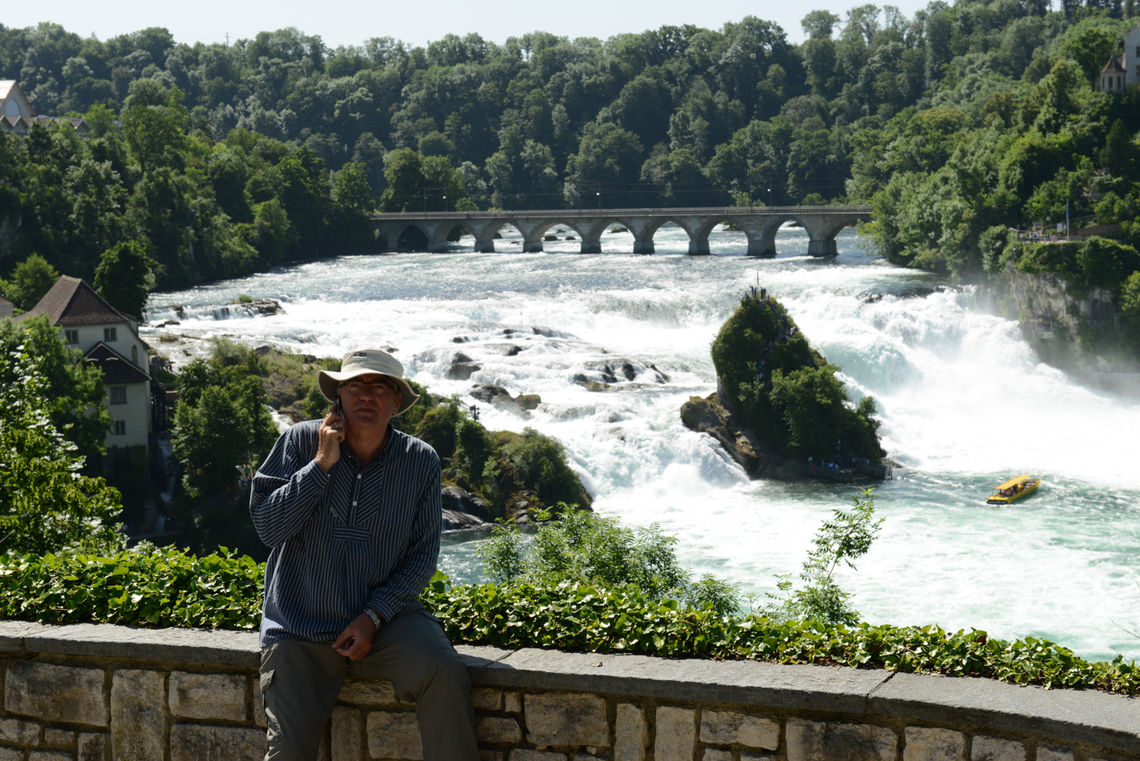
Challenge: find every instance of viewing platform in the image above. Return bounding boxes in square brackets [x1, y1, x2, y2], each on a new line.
[371, 205, 873, 256]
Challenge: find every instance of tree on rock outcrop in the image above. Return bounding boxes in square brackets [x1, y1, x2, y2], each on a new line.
[686, 288, 885, 480]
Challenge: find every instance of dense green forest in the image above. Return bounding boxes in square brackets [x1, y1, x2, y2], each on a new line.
[1, 0, 1139, 315]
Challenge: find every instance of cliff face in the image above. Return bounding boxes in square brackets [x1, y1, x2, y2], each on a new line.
[993, 265, 1139, 393]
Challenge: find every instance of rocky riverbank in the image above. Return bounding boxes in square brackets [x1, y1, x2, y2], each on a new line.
[988, 265, 1140, 396]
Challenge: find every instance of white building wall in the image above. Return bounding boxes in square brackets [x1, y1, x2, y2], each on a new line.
[1127, 26, 1140, 87]
[106, 382, 151, 449]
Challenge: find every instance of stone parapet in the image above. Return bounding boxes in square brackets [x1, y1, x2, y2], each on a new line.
[0, 621, 1137, 760]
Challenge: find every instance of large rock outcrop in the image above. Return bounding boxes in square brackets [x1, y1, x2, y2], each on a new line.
[682, 288, 888, 483]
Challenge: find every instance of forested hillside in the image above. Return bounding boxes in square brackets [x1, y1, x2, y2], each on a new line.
[1, 1, 1138, 307]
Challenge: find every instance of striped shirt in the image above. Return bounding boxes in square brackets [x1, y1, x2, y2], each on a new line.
[249, 420, 442, 647]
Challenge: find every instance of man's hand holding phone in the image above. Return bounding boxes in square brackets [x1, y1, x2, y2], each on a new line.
[316, 397, 345, 473]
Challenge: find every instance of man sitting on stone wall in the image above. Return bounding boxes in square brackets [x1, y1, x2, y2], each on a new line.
[250, 348, 478, 761]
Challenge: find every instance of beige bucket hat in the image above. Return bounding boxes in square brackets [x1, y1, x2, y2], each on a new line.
[318, 348, 420, 415]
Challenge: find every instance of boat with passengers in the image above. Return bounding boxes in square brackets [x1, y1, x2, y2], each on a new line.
[986, 474, 1041, 504]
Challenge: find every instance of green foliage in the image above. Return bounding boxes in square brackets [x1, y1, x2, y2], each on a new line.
[1, 543, 1135, 694]
[497, 428, 592, 509]
[766, 489, 883, 626]
[0, 544, 262, 629]
[170, 356, 278, 499]
[478, 508, 738, 616]
[1120, 271, 1140, 352]
[1, 254, 59, 311]
[94, 240, 154, 318]
[0, 337, 124, 555]
[0, 316, 110, 466]
[711, 290, 883, 463]
[420, 575, 1140, 695]
[1075, 237, 1140, 290]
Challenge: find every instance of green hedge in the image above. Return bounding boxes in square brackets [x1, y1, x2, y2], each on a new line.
[0, 547, 1136, 696]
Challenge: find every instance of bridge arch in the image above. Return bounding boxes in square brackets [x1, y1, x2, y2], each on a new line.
[371, 206, 872, 256]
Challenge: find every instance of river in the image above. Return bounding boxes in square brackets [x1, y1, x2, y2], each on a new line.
[143, 224, 1140, 664]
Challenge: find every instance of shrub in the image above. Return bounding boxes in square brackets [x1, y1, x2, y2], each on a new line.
[478, 507, 738, 616]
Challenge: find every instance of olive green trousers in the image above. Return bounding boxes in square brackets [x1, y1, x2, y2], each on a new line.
[260, 602, 478, 761]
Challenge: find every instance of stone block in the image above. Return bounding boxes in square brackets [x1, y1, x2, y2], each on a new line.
[169, 670, 247, 720]
[5, 661, 107, 726]
[0, 749, 22, 761]
[472, 687, 503, 711]
[170, 724, 266, 761]
[340, 678, 399, 706]
[615, 703, 647, 761]
[701, 709, 779, 750]
[477, 716, 523, 744]
[524, 693, 608, 747]
[331, 706, 363, 761]
[786, 719, 897, 761]
[111, 669, 166, 761]
[366, 710, 423, 760]
[508, 751, 569, 761]
[504, 692, 522, 713]
[78, 732, 106, 761]
[741, 753, 777, 761]
[703, 750, 733, 761]
[655, 706, 696, 761]
[28, 752, 70, 761]
[1037, 748, 1075, 761]
[0, 717, 42, 745]
[971, 736, 1025, 761]
[44, 727, 73, 748]
[904, 727, 966, 761]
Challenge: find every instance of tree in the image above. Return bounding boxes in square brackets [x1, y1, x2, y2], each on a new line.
[2, 254, 59, 311]
[0, 326, 123, 555]
[767, 488, 882, 626]
[565, 122, 646, 207]
[478, 508, 739, 616]
[0, 316, 110, 466]
[170, 358, 278, 500]
[94, 241, 154, 319]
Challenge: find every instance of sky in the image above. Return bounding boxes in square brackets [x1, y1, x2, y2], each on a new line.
[7, 0, 934, 50]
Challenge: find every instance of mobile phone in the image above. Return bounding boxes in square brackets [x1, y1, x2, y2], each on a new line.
[332, 398, 342, 416]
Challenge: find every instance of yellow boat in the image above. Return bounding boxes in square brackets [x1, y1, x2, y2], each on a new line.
[986, 474, 1041, 504]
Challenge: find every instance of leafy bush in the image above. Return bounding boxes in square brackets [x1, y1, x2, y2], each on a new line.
[0, 336, 124, 556]
[420, 575, 1140, 695]
[766, 488, 883, 626]
[0, 543, 1136, 695]
[0, 544, 262, 629]
[495, 428, 592, 511]
[477, 507, 738, 613]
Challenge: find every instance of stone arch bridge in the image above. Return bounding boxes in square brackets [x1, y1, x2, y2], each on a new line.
[371, 206, 872, 256]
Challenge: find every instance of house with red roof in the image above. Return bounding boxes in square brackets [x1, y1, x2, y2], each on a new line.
[19, 276, 157, 456]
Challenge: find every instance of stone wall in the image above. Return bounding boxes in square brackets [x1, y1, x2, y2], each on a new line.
[1, 621, 1138, 761]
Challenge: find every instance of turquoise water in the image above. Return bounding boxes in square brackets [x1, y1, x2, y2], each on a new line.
[145, 225, 1140, 663]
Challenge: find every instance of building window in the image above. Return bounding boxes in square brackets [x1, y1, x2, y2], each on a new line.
[64, 329, 79, 344]
[104, 327, 118, 342]
[112, 420, 126, 436]
[109, 386, 127, 405]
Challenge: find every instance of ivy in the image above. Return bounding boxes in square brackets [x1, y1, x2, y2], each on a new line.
[1, 550, 1136, 696]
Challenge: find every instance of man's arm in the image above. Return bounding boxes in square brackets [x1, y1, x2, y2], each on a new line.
[249, 422, 329, 548]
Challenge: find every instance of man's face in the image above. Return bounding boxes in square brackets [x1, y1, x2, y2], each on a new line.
[337, 374, 402, 430]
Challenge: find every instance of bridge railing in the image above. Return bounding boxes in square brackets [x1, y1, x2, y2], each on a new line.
[371, 206, 872, 220]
